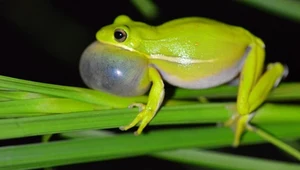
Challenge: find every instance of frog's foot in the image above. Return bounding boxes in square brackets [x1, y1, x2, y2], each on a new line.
[224, 112, 255, 147]
[119, 103, 156, 135]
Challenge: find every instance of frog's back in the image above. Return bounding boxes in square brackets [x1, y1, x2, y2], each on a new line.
[142, 16, 256, 61]
[155, 16, 254, 47]
[143, 17, 263, 89]
[159, 17, 227, 28]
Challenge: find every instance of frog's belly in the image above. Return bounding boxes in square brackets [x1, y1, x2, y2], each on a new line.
[150, 47, 249, 89]
[155, 60, 243, 89]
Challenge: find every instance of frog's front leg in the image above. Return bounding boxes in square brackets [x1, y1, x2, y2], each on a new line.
[225, 39, 287, 147]
[120, 66, 165, 135]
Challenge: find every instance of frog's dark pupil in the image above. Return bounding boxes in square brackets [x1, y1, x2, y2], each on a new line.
[114, 29, 127, 42]
[114, 31, 124, 40]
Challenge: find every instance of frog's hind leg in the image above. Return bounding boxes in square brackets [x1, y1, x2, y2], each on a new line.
[224, 38, 287, 147]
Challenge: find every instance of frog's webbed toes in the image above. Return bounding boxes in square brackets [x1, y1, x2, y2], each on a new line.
[224, 113, 254, 147]
[120, 103, 155, 135]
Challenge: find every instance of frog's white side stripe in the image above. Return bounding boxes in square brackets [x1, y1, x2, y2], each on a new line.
[150, 54, 216, 64]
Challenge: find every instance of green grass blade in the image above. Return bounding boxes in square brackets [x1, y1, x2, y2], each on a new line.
[251, 126, 300, 160]
[173, 83, 300, 101]
[0, 103, 299, 140]
[153, 149, 300, 170]
[61, 130, 300, 169]
[0, 75, 147, 107]
[252, 103, 300, 124]
[0, 98, 108, 117]
[130, 0, 159, 19]
[0, 98, 199, 118]
[237, 0, 300, 22]
[0, 124, 299, 170]
[0, 91, 51, 100]
[0, 103, 229, 139]
[61, 130, 300, 168]
[2, 75, 300, 105]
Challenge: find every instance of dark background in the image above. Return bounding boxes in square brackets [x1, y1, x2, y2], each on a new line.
[1, 0, 300, 169]
[1, 0, 300, 84]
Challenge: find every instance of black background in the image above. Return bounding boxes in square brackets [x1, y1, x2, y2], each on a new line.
[1, 0, 300, 169]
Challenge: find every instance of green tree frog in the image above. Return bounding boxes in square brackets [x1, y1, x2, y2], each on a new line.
[80, 15, 287, 146]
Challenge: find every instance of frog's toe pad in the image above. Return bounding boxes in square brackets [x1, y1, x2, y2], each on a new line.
[119, 126, 130, 131]
[119, 108, 147, 133]
[224, 114, 252, 147]
[128, 103, 146, 111]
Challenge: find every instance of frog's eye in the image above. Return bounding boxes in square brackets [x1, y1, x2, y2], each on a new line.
[114, 29, 127, 42]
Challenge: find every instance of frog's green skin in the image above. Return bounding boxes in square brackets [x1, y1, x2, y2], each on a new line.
[96, 15, 261, 89]
[82, 15, 286, 146]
